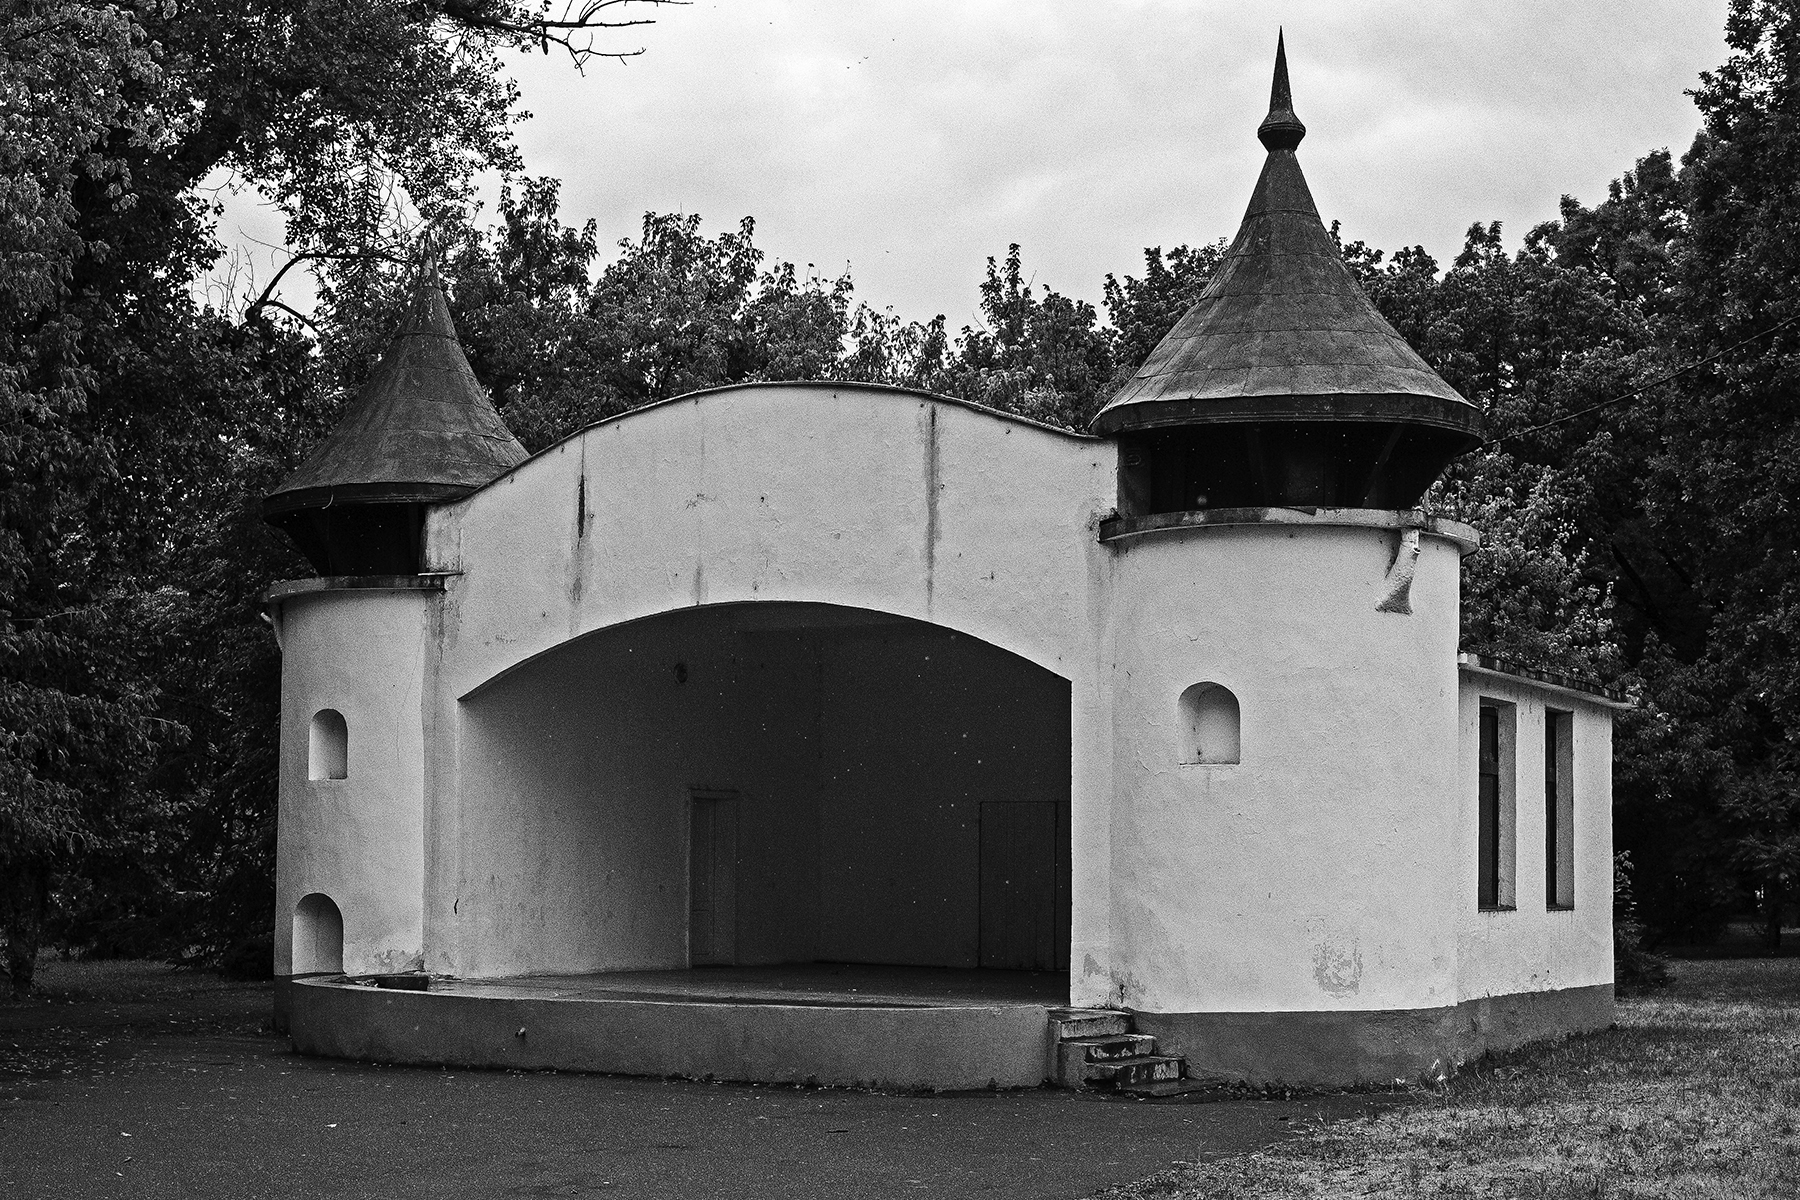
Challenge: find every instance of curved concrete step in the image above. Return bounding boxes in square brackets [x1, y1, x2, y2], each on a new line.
[1083, 1054, 1184, 1088]
[1054, 1034, 1159, 1087]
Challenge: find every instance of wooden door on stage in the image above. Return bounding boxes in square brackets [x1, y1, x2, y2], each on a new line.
[977, 801, 1068, 971]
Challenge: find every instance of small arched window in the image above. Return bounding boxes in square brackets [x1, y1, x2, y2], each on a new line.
[309, 709, 348, 780]
[292, 893, 344, 974]
[1178, 683, 1241, 765]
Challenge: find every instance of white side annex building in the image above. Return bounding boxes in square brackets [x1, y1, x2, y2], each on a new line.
[264, 45, 1625, 1090]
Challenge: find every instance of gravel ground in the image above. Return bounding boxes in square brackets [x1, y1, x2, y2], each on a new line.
[0, 960, 1395, 1200]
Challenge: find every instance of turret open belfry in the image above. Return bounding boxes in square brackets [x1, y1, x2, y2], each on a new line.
[1096, 32, 1485, 513]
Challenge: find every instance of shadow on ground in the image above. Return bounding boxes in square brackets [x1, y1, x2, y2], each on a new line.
[0, 959, 1400, 1200]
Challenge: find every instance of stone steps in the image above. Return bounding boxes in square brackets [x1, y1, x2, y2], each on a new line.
[1048, 1010, 1190, 1093]
[1047, 1007, 1131, 1040]
[1084, 1053, 1185, 1088]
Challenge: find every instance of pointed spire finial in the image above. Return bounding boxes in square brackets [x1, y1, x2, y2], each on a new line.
[400, 230, 457, 340]
[1257, 29, 1307, 151]
[1270, 28, 1293, 109]
[418, 236, 442, 289]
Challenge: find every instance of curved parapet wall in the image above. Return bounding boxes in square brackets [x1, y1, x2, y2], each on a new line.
[425, 383, 1113, 696]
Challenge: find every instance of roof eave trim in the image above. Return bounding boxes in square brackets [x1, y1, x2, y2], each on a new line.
[263, 481, 477, 516]
[1090, 393, 1488, 439]
[1458, 653, 1633, 708]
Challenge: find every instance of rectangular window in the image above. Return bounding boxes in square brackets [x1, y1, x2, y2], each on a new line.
[1546, 710, 1575, 909]
[1478, 701, 1516, 910]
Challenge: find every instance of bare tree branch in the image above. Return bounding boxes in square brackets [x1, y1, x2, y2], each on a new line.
[433, 0, 685, 68]
[243, 250, 405, 325]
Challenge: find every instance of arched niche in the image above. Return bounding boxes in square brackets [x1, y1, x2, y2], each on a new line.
[309, 709, 348, 780]
[1178, 682, 1241, 765]
[292, 893, 344, 974]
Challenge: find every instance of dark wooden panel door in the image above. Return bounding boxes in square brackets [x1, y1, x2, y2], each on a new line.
[978, 801, 1067, 971]
[689, 794, 738, 966]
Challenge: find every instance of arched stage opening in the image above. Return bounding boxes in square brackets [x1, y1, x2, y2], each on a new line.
[456, 601, 1073, 994]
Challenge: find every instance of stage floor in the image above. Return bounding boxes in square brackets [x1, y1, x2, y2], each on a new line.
[428, 963, 1068, 1008]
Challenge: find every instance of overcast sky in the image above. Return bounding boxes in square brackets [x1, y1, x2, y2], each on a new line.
[230, 1, 1730, 327]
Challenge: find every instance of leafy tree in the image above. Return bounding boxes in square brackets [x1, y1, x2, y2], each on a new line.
[443, 196, 864, 451]
[0, 0, 191, 995]
[1102, 241, 1227, 391]
[743, 261, 856, 384]
[1335, 1, 1800, 947]
[1644, 0, 1800, 947]
[1451, 453, 1620, 677]
[944, 245, 1115, 429]
[1, 0, 665, 992]
[839, 305, 953, 394]
[437, 179, 603, 449]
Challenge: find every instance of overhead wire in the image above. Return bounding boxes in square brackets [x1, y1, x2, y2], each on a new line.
[1488, 311, 1800, 448]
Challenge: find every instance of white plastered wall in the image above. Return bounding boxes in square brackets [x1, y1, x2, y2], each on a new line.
[273, 589, 429, 976]
[1100, 523, 1468, 1014]
[1455, 671, 1616, 1000]
[451, 607, 823, 976]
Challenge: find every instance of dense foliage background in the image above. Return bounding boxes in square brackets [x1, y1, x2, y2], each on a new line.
[4, 0, 1798, 993]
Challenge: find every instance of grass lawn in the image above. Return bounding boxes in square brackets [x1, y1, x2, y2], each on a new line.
[8, 954, 263, 1003]
[1104, 958, 1800, 1199]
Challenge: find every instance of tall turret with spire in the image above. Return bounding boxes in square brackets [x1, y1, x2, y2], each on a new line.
[1094, 32, 1484, 513]
[263, 256, 528, 575]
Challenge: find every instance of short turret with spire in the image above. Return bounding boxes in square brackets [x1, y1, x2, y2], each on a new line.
[264, 252, 528, 576]
[1093, 32, 1484, 513]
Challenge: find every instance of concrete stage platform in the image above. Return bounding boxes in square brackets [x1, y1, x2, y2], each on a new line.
[287, 965, 1069, 1091]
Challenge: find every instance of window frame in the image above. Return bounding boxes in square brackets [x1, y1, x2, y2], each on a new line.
[1545, 708, 1575, 910]
[1477, 699, 1517, 912]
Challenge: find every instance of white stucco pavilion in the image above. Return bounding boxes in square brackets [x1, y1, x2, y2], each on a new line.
[263, 45, 1626, 1089]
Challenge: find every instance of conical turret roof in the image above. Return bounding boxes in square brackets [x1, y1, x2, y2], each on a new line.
[1091, 34, 1483, 441]
[264, 268, 527, 516]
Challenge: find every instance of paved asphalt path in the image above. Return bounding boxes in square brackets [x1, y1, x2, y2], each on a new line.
[1, 972, 1396, 1200]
